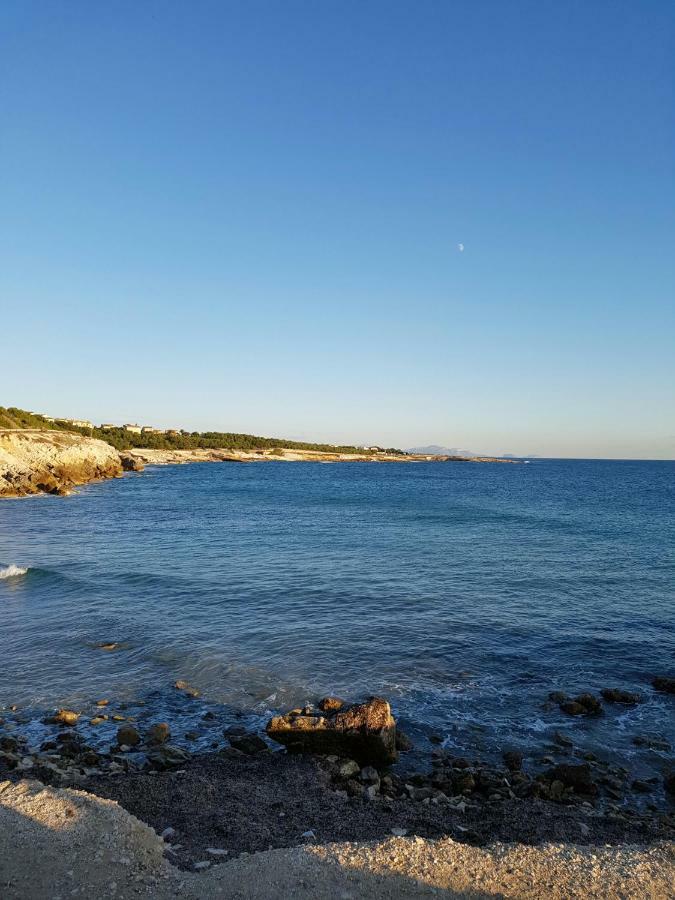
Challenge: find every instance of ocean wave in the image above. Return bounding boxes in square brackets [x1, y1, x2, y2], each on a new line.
[0, 564, 28, 579]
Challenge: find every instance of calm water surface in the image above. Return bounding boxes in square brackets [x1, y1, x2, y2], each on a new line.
[1, 459, 673, 779]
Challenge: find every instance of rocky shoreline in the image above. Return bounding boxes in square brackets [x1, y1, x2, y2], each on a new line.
[0, 429, 122, 498]
[1, 690, 673, 872]
[0, 428, 518, 498]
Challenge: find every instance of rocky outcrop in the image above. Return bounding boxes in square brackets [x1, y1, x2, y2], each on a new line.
[119, 452, 144, 472]
[266, 696, 397, 766]
[0, 429, 123, 498]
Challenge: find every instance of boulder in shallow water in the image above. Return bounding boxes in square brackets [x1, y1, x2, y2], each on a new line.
[119, 453, 144, 472]
[601, 688, 641, 705]
[116, 725, 140, 748]
[652, 676, 675, 695]
[147, 723, 171, 745]
[266, 696, 397, 766]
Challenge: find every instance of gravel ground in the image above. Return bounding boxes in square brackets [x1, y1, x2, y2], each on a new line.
[80, 752, 674, 868]
[2, 778, 673, 899]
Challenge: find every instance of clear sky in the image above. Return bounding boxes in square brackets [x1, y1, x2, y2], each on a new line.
[1, 1, 673, 458]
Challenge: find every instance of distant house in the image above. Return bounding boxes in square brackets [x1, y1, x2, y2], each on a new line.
[141, 426, 161, 434]
[166, 429, 180, 436]
[58, 418, 93, 429]
[123, 424, 142, 434]
[100, 424, 116, 431]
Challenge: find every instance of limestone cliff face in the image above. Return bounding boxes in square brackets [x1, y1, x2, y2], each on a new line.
[0, 429, 123, 498]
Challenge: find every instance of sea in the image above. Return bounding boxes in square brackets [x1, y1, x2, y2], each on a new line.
[1, 458, 673, 785]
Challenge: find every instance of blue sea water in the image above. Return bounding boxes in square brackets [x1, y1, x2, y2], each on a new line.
[1, 459, 674, 781]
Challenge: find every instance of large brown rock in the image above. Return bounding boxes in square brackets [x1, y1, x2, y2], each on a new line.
[119, 453, 144, 472]
[266, 697, 397, 766]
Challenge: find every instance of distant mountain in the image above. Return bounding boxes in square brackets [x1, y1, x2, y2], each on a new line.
[407, 445, 476, 457]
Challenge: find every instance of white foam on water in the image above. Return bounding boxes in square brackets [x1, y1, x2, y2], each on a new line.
[0, 564, 28, 580]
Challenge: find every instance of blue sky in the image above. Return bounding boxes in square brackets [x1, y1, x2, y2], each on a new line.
[1, 1, 673, 457]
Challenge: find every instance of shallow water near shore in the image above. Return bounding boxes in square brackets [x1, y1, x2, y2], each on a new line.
[1, 459, 674, 785]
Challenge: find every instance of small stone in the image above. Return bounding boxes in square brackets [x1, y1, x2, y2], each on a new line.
[160, 827, 176, 840]
[90, 717, 105, 726]
[193, 861, 211, 871]
[359, 766, 380, 785]
[300, 830, 316, 839]
[53, 710, 80, 726]
[391, 826, 408, 836]
[96, 699, 109, 707]
[205, 848, 228, 856]
[428, 733, 443, 745]
[337, 759, 360, 779]
[116, 725, 140, 747]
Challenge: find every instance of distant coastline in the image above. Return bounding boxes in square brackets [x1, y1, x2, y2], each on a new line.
[0, 405, 519, 499]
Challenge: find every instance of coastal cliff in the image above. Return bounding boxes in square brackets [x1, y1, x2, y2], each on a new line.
[0, 429, 123, 498]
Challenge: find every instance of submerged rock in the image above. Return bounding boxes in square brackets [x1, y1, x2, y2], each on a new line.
[652, 676, 675, 695]
[147, 745, 190, 770]
[174, 680, 200, 698]
[266, 696, 397, 766]
[116, 725, 140, 748]
[601, 688, 641, 705]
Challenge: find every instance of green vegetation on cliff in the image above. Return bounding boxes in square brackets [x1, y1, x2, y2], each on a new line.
[0, 406, 402, 455]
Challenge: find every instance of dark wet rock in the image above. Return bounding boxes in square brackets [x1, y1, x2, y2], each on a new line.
[395, 730, 413, 752]
[228, 734, 268, 755]
[548, 691, 569, 704]
[449, 757, 471, 769]
[0, 736, 18, 753]
[79, 750, 101, 767]
[116, 724, 141, 748]
[148, 745, 191, 770]
[97, 642, 123, 652]
[223, 726, 247, 738]
[653, 676, 675, 695]
[174, 680, 200, 698]
[451, 771, 476, 794]
[318, 697, 345, 713]
[428, 733, 443, 745]
[601, 688, 641, 705]
[503, 751, 523, 772]
[664, 773, 675, 796]
[147, 723, 171, 745]
[556, 692, 602, 716]
[546, 763, 597, 795]
[560, 701, 586, 716]
[266, 696, 397, 766]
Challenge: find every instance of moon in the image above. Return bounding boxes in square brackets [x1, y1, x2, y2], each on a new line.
[457, 243, 465, 252]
